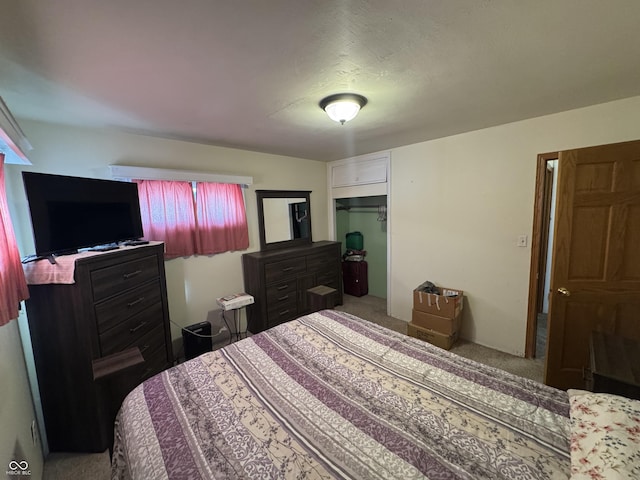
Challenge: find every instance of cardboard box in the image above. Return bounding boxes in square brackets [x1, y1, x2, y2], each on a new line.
[413, 286, 463, 319]
[412, 309, 461, 335]
[407, 322, 459, 350]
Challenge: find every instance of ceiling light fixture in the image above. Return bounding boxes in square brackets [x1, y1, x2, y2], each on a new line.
[319, 93, 367, 125]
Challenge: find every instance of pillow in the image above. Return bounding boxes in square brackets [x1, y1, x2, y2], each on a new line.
[567, 389, 640, 479]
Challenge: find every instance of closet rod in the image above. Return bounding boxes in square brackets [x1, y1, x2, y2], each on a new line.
[336, 205, 385, 211]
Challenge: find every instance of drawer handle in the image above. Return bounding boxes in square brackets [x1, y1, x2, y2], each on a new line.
[130, 321, 147, 334]
[281, 267, 294, 272]
[123, 270, 143, 279]
[127, 297, 145, 308]
[140, 344, 150, 355]
[277, 295, 289, 301]
[279, 309, 290, 316]
[276, 284, 289, 291]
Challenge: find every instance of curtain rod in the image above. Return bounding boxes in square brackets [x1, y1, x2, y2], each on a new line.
[109, 165, 253, 186]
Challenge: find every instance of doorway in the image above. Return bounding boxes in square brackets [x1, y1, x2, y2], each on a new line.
[526, 153, 559, 359]
[328, 151, 391, 313]
[334, 195, 388, 298]
[526, 140, 640, 390]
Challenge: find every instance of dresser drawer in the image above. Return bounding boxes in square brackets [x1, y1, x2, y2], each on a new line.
[316, 269, 340, 289]
[267, 298, 298, 326]
[94, 281, 162, 335]
[306, 251, 336, 273]
[264, 258, 306, 284]
[266, 280, 298, 326]
[266, 280, 297, 302]
[133, 323, 167, 362]
[99, 302, 163, 356]
[139, 345, 170, 382]
[91, 255, 159, 302]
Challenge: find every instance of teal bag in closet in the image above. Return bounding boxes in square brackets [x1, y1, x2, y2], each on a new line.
[346, 231, 363, 250]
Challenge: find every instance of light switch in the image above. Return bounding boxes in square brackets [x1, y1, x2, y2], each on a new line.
[517, 235, 528, 247]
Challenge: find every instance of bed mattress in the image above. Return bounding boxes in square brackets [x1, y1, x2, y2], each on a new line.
[112, 309, 570, 479]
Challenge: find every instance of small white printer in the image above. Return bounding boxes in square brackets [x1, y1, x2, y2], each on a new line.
[216, 293, 254, 311]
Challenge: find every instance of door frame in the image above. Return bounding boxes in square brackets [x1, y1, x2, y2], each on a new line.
[525, 151, 559, 358]
[326, 152, 391, 314]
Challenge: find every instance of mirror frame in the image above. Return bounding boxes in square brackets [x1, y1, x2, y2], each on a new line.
[256, 189, 312, 251]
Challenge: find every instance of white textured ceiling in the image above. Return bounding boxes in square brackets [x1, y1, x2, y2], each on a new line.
[1, 0, 640, 161]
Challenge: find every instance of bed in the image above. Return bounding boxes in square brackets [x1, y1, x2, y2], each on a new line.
[111, 309, 573, 479]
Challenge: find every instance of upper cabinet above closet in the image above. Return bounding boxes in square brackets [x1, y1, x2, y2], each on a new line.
[331, 155, 388, 188]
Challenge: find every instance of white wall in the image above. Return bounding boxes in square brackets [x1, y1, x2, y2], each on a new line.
[0, 318, 43, 479]
[389, 95, 640, 355]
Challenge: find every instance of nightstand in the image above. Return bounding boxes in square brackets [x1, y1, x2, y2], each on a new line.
[216, 293, 254, 341]
[588, 331, 640, 400]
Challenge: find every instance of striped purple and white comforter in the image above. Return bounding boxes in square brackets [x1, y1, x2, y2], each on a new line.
[111, 310, 571, 479]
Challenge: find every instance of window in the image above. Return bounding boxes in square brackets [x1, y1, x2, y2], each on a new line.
[135, 180, 248, 259]
[195, 182, 249, 255]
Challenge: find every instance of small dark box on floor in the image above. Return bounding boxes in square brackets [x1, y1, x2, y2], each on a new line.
[307, 285, 338, 312]
[183, 321, 212, 360]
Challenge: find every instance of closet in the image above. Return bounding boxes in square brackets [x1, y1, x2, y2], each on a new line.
[335, 196, 387, 298]
[328, 152, 390, 302]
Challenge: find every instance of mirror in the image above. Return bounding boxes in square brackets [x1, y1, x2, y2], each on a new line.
[256, 190, 312, 251]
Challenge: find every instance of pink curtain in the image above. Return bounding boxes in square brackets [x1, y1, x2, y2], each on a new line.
[135, 180, 197, 258]
[195, 182, 249, 254]
[135, 180, 248, 259]
[0, 154, 29, 326]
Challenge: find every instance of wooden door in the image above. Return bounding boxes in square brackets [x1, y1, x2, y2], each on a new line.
[544, 140, 640, 390]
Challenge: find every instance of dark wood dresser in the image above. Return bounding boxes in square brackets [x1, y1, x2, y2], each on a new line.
[242, 241, 343, 333]
[24, 243, 173, 452]
[588, 331, 640, 400]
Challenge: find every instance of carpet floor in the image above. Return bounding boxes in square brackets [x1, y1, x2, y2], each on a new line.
[43, 294, 545, 479]
[335, 294, 545, 383]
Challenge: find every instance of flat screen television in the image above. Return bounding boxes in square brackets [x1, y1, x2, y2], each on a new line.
[22, 172, 144, 257]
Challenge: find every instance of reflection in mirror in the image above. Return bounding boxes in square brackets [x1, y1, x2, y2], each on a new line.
[257, 190, 312, 251]
[263, 197, 308, 243]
